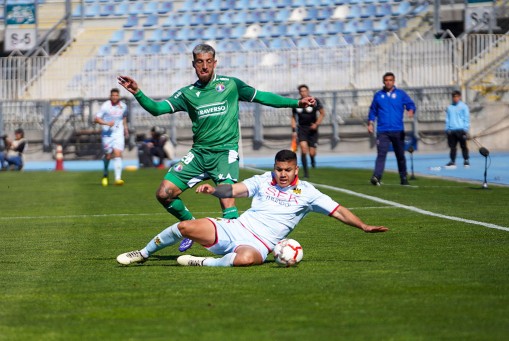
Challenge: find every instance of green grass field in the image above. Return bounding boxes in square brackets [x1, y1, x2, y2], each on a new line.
[1, 167, 508, 341]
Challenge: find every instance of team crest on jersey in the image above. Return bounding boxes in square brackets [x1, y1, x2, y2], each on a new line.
[154, 236, 162, 246]
[173, 162, 184, 172]
[292, 187, 302, 195]
[392, 93, 397, 99]
[215, 83, 225, 92]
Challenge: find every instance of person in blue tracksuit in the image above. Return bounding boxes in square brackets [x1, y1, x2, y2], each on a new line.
[445, 90, 470, 168]
[367, 72, 416, 186]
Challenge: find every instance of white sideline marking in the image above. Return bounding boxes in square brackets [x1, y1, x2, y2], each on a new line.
[244, 166, 509, 232]
[316, 183, 509, 232]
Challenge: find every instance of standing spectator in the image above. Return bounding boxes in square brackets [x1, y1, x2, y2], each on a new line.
[291, 84, 325, 178]
[138, 126, 175, 169]
[94, 88, 129, 186]
[367, 72, 416, 186]
[445, 90, 470, 168]
[118, 43, 315, 252]
[0, 128, 27, 171]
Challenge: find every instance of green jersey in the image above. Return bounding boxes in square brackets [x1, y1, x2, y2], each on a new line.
[134, 74, 300, 151]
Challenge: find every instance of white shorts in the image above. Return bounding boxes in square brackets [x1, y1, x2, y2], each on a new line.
[102, 134, 125, 154]
[204, 218, 270, 261]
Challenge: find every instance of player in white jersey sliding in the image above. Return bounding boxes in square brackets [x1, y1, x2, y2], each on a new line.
[117, 149, 388, 267]
[94, 88, 129, 186]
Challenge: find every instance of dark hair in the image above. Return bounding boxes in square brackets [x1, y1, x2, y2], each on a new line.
[297, 84, 309, 91]
[452, 90, 461, 97]
[275, 149, 297, 163]
[383, 72, 395, 80]
[15, 128, 24, 135]
[192, 44, 216, 59]
[110, 88, 120, 95]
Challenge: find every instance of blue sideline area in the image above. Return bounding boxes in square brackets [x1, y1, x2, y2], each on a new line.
[22, 151, 508, 186]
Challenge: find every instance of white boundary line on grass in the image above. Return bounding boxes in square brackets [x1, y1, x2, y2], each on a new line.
[244, 166, 509, 232]
[316, 183, 509, 232]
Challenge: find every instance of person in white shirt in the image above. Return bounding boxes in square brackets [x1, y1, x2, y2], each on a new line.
[95, 88, 129, 186]
[117, 149, 388, 267]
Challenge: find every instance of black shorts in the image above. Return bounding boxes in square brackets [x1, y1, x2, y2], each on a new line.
[297, 126, 318, 148]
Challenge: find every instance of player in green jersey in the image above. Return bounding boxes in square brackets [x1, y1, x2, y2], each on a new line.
[118, 43, 316, 251]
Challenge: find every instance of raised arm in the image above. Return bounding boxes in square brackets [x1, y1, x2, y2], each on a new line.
[331, 206, 388, 233]
[195, 183, 249, 198]
[118, 75, 173, 116]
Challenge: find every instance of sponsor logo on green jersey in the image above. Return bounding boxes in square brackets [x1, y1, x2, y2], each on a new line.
[196, 101, 229, 118]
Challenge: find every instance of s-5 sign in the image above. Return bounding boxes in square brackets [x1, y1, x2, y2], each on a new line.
[4, 28, 37, 51]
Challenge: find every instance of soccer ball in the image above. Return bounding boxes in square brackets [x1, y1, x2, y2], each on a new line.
[273, 238, 303, 267]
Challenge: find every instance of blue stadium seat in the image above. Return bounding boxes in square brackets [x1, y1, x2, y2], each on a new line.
[294, 36, 319, 48]
[271, 23, 287, 37]
[143, 14, 158, 27]
[190, 0, 208, 12]
[149, 44, 161, 54]
[175, 28, 190, 41]
[343, 20, 358, 34]
[304, 7, 319, 21]
[217, 26, 233, 39]
[412, 2, 429, 15]
[98, 45, 111, 56]
[109, 30, 125, 44]
[129, 30, 144, 43]
[190, 13, 205, 26]
[393, 1, 411, 16]
[357, 19, 373, 33]
[204, 12, 219, 25]
[241, 39, 267, 51]
[135, 44, 150, 56]
[257, 10, 272, 23]
[346, 5, 361, 19]
[376, 3, 392, 17]
[162, 13, 179, 27]
[230, 25, 246, 39]
[275, 0, 292, 8]
[216, 39, 243, 52]
[176, 13, 191, 27]
[287, 23, 314, 37]
[72, 4, 83, 18]
[330, 20, 345, 34]
[218, 11, 235, 25]
[292, 0, 306, 7]
[114, 2, 128, 16]
[246, 10, 262, 24]
[85, 4, 99, 17]
[316, 7, 333, 20]
[115, 44, 129, 56]
[361, 4, 377, 18]
[232, 11, 247, 24]
[158, 2, 173, 14]
[123, 14, 138, 28]
[128, 2, 144, 15]
[267, 37, 295, 50]
[147, 29, 163, 42]
[161, 28, 177, 42]
[273, 8, 291, 23]
[219, 0, 236, 11]
[205, 0, 221, 11]
[314, 21, 329, 35]
[373, 17, 389, 32]
[372, 32, 387, 44]
[144, 2, 158, 15]
[261, 0, 275, 9]
[203, 25, 218, 40]
[234, 0, 249, 10]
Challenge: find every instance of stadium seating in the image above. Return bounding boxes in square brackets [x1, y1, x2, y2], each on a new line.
[69, 0, 431, 92]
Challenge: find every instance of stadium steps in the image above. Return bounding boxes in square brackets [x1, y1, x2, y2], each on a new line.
[23, 19, 124, 100]
[462, 32, 509, 86]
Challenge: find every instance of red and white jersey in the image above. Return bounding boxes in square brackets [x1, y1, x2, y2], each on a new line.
[95, 100, 127, 137]
[238, 172, 340, 250]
